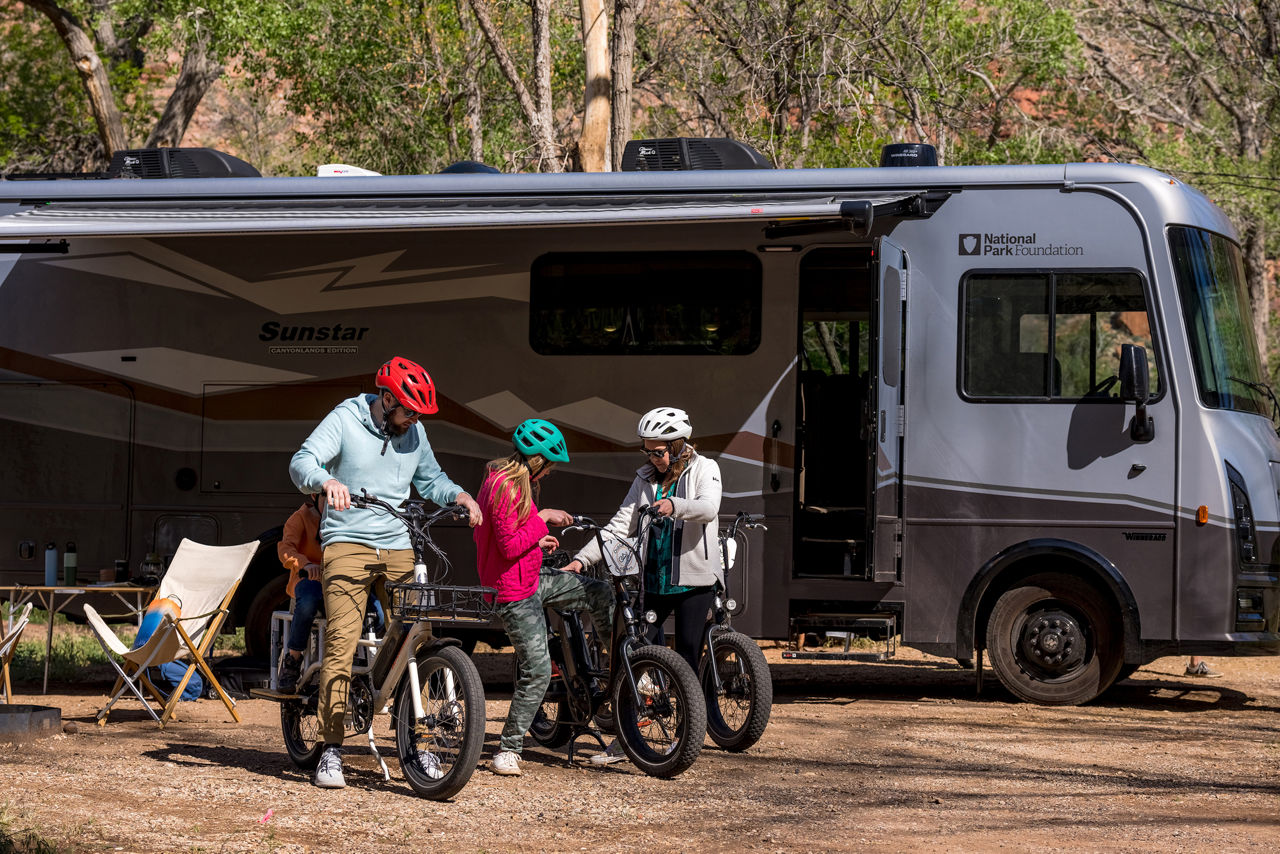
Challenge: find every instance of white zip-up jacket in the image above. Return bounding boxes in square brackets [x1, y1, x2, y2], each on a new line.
[573, 450, 723, 588]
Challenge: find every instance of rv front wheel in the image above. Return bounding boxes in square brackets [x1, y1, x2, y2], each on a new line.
[986, 573, 1121, 706]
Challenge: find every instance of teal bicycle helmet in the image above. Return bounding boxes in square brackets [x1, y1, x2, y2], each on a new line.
[513, 418, 570, 463]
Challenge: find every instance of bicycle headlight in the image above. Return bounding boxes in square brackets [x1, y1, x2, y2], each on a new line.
[725, 598, 737, 612]
[644, 610, 658, 624]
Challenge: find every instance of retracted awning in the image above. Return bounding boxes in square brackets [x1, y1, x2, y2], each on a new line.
[0, 190, 934, 240]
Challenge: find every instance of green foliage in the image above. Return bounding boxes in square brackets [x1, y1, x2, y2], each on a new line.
[5, 609, 245, 685]
[651, 0, 1082, 169]
[0, 7, 101, 173]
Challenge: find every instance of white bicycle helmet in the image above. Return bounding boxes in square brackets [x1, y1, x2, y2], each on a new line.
[637, 406, 692, 440]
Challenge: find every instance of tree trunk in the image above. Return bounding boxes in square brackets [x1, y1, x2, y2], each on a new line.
[578, 0, 610, 171]
[530, 0, 561, 171]
[457, 0, 485, 162]
[145, 44, 223, 149]
[29, 0, 127, 160]
[816, 322, 844, 375]
[609, 0, 640, 170]
[1242, 218, 1271, 369]
[466, 0, 561, 170]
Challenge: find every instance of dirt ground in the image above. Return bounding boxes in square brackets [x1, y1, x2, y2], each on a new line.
[1, 646, 1278, 853]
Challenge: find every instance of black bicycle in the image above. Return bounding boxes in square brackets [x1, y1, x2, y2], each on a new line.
[702, 511, 773, 751]
[529, 514, 706, 778]
[258, 493, 492, 800]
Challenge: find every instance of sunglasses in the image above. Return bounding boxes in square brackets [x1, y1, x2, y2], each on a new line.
[642, 447, 672, 459]
[384, 394, 421, 421]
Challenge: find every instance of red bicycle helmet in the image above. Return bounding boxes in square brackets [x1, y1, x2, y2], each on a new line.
[375, 356, 438, 415]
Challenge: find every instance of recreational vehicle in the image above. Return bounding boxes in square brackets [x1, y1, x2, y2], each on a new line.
[1, 139, 1276, 704]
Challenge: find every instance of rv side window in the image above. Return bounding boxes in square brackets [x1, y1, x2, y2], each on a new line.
[529, 252, 761, 355]
[963, 271, 1159, 400]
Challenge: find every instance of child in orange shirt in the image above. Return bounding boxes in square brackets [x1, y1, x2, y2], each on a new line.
[276, 495, 324, 692]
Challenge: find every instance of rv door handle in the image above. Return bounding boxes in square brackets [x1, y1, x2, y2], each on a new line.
[879, 410, 886, 442]
[769, 419, 781, 492]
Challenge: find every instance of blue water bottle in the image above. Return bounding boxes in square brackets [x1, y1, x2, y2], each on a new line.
[44, 542, 58, 586]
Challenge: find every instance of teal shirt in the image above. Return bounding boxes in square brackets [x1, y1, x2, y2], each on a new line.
[644, 482, 692, 595]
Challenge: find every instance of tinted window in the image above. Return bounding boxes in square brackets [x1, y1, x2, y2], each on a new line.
[1169, 227, 1269, 416]
[963, 271, 1159, 400]
[530, 252, 761, 355]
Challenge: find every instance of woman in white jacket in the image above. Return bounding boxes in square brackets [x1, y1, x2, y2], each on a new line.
[564, 406, 723, 671]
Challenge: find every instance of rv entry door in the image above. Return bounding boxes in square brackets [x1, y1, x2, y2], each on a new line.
[870, 237, 906, 583]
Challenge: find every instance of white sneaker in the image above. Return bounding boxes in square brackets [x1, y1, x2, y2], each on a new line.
[491, 750, 522, 776]
[589, 739, 626, 766]
[313, 746, 345, 788]
[415, 750, 444, 780]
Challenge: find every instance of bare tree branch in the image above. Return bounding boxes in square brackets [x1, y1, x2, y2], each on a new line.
[28, 0, 126, 159]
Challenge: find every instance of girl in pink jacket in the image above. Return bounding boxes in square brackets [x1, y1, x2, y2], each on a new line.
[473, 418, 614, 777]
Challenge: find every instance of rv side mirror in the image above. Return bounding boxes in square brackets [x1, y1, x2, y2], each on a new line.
[1119, 344, 1155, 442]
[1119, 344, 1148, 403]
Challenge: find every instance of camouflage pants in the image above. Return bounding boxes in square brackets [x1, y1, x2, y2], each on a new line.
[496, 568, 615, 753]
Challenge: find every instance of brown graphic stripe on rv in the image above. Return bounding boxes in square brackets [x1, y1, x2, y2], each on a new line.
[0, 347, 789, 461]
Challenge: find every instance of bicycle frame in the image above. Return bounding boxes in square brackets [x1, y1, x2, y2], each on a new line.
[702, 512, 765, 693]
[564, 513, 661, 719]
[308, 493, 470, 777]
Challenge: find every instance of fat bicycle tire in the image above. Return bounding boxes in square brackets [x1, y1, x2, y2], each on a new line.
[700, 630, 772, 751]
[612, 645, 706, 778]
[280, 690, 324, 770]
[394, 645, 486, 800]
[530, 699, 573, 748]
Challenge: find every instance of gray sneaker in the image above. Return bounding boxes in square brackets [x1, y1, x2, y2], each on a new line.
[1185, 661, 1223, 678]
[314, 746, 345, 788]
[415, 750, 444, 780]
[589, 738, 626, 766]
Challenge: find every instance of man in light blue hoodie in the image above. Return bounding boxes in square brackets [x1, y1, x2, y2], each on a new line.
[289, 356, 482, 789]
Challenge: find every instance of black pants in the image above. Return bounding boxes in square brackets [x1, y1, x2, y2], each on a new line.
[643, 586, 716, 672]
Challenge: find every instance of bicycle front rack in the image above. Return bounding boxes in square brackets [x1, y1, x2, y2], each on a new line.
[387, 582, 498, 623]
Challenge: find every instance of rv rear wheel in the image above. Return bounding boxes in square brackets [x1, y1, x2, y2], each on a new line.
[986, 573, 1121, 706]
[244, 574, 290, 659]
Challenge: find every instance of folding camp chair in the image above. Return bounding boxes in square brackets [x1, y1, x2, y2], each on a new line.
[85, 538, 259, 727]
[0, 602, 34, 704]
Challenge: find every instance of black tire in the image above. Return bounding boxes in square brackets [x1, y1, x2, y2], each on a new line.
[394, 645, 486, 800]
[529, 699, 573, 748]
[701, 631, 772, 751]
[280, 692, 323, 770]
[612, 645, 706, 778]
[244, 573, 290, 659]
[986, 573, 1122, 706]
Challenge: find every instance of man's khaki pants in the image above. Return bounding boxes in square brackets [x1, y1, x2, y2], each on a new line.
[318, 542, 415, 745]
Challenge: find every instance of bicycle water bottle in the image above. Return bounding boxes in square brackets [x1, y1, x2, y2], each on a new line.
[133, 595, 182, 649]
[43, 543, 58, 586]
[62, 541, 77, 585]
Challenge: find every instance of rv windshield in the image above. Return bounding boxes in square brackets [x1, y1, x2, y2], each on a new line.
[1170, 226, 1270, 417]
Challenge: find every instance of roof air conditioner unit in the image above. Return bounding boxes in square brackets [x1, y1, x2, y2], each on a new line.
[621, 138, 772, 171]
[106, 148, 261, 179]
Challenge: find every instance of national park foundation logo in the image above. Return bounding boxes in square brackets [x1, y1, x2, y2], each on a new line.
[958, 232, 1085, 257]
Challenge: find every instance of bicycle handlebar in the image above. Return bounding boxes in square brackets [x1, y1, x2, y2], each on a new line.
[351, 490, 469, 526]
[724, 510, 767, 538]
